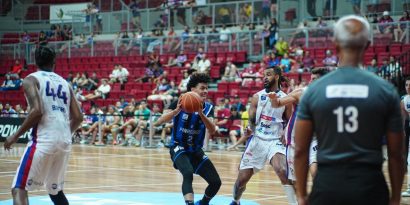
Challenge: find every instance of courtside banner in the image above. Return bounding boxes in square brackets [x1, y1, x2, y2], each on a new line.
[0, 117, 30, 143]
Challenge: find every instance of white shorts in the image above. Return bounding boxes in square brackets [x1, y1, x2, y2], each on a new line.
[11, 141, 70, 195]
[239, 136, 286, 173]
[286, 139, 318, 181]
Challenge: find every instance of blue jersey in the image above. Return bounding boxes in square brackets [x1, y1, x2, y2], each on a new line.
[171, 102, 213, 152]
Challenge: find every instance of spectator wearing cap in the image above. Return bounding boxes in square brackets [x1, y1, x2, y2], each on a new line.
[378, 11, 394, 34]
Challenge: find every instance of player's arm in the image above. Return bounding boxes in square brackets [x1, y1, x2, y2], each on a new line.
[248, 93, 258, 132]
[400, 100, 408, 130]
[387, 93, 405, 204]
[4, 77, 43, 150]
[294, 119, 314, 203]
[268, 89, 302, 108]
[69, 86, 84, 134]
[153, 100, 181, 126]
[199, 109, 216, 135]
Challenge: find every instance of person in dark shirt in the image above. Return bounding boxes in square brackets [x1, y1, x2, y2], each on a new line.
[295, 15, 404, 205]
[153, 73, 220, 205]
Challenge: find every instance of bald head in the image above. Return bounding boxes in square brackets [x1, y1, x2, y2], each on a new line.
[334, 15, 370, 49]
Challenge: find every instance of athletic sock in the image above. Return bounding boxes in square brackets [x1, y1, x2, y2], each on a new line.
[201, 194, 211, 205]
[283, 184, 298, 205]
[186, 200, 194, 205]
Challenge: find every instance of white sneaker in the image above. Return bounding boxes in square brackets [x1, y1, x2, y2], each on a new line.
[402, 189, 410, 197]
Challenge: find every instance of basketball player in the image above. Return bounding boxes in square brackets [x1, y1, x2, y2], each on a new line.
[268, 67, 329, 181]
[401, 77, 410, 197]
[3, 46, 83, 205]
[153, 73, 221, 205]
[230, 66, 295, 205]
[294, 15, 404, 205]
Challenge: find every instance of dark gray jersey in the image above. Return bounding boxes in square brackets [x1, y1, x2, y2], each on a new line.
[298, 67, 402, 165]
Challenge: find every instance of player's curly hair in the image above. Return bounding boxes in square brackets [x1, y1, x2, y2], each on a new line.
[35, 46, 56, 70]
[268, 66, 289, 89]
[187, 72, 210, 91]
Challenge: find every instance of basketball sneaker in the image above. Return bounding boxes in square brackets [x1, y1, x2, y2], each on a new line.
[229, 201, 240, 205]
[194, 200, 211, 205]
[402, 189, 410, 197]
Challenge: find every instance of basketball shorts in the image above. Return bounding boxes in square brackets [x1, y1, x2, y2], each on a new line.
[11, 141, 70, 195]
[286, 139, 318, 181]
[239, 136, 286, 172]
[170, 146, 209, 174]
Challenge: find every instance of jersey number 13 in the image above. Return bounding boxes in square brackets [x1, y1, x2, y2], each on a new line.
[333, 106, 358, 133]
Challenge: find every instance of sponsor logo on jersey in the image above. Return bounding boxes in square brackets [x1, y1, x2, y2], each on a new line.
[261, 95, 266, 101]
[260, 122, 271, 129]
[260, 114, 276, 121]
[179, 127, 200, 135]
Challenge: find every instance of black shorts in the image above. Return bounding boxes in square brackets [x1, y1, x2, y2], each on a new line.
[170, 146, 208, 174]
[309, 163, 388, 205]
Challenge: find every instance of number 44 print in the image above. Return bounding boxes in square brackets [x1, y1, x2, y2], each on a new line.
[46, 81, 68, 104]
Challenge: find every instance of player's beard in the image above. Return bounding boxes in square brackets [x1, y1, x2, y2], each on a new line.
[264, 78, 276, 92]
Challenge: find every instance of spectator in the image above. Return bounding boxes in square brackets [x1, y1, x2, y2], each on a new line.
[77, 72, 89, 90]
[194, 10, 207, 25]
[239, 3, 252, 23]
[176, 50, 188, 67]
[120, 31, 130, 48]
[81, 79, 111, 101]
[387, 56, 402, 82]
[20, 31, 30, 43]
[129, 0, 141, 27]
[195, 47, 205, 60]
[394, 11, 410, 42]
[322, 49, 338, 70]
[75, 33, 87, 48]
[302, 50, 316, 71]
[165, 56, 177, 67]
[323, 0, 336, 18]
[127, 28, 144, 51]
[38, 31, 48, 46]
[222, 61, 240, 82]
[87, 72, 99, 91]
[379, 57, 389, 79]
[219, 24, 231, 42]
[241, 62, 262, 86]
[66, 72, 74, 84]
[197, 54, 211, 73]
[261, 0, 272, 23]
[7, 59, 23, 79]
[290, 20, 309, 45]
[215, 99, 231, 137]
[86, 32, 95, 47]
[146, 29, 164, 53]
[80, 106, 99, 144]
[260, 24, 270, 48]
[291, 44, 304, 59]
[268, 18, 278, 49]
[178, 70, 192, 92]
[231, 95, 246, 113]
[148, 78, 173, 106]
[172, 26, 192, 51]
[109, 64, 129, 84]
[15, 104, 27, 118]
[99, 105, 122, 145]
[72, 72, 82, 88]
[130, 100, 151, 147]
[2, 103, 17, 117]
[166, 27, 177, 52]
[236, 24, 248, 41]
[351, 0, 361, 15]
[218, 6, 232, 25]
[0, 75, 22, 91]
[228, 105, 242, 148]
[279, 53, 294, 73]
[274, 37, 289, 56]
[147, 51, 160, 65]
[267, 52, 280, 67]
[378, 11, 394, 34]
[366, 58, 379, 74]
[133, 103, 163, 147]
[208, 26, 219, 42]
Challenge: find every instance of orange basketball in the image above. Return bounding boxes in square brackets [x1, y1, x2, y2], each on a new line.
[181, 92, 203, 113]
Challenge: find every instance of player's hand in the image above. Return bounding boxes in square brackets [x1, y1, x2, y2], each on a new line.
[227, 144, 238, 151]
[267, 92, 280, 107]
[244, 126, 252, 137]
[297, 196, 308, 205]
[4, 135, 18, 151]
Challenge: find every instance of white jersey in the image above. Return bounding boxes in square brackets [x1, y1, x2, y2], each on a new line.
[254, 89, 286, 140]
[403, 95, 410, 114]
[27, 71, 72, 152]
[285, 87, 307, 145]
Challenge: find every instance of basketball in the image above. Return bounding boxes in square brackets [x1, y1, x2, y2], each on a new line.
[181, 91, 203, 113]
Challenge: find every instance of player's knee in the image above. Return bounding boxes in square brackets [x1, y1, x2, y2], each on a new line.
[180, 168, 194, 180]
[210, 175, 222, 189]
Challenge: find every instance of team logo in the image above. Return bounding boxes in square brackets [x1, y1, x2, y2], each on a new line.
[52, 184, 58, 189]
[182, 114, 189, 121]
[261, 95, 266, 101]
[27, 179, 33, 186]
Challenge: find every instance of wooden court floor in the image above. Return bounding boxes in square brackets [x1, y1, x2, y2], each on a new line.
[1, 143, 410, 205]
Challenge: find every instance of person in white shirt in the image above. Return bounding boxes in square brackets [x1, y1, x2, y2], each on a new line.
[219, 24, 231, 42]
[109, 64, 129, 84]
[82, 79, 111, 101]
[198, 54, 211, 73]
